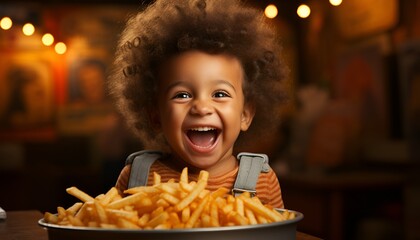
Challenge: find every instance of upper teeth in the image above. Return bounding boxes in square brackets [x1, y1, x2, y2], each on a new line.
[190, 127, 215, 131]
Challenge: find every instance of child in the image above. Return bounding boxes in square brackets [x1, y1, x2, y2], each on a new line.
[109, 0, 288, 208]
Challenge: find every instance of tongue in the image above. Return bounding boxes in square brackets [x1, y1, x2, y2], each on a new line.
[187, 130, 216, 148]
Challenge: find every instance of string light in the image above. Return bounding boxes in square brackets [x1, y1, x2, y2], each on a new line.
[329, 0, 343, 6]
[264, 4, 278, 19]
[22, 23, 35, 36]
[2, 1, 323, 55]
[55, 42, 67, 54]
[0, 17, 13, 30]
[42, 33, 54, 46]
[297, 4, 311, 18]
[1, 16, 64, 53]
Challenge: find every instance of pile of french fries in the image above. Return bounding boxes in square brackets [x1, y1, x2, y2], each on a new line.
[44, 168, 295, 229]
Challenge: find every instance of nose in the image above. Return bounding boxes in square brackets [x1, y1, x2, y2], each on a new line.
[190, 98, 214, 116]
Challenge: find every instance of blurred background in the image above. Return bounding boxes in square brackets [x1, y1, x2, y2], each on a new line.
[0, 0, 419, 239]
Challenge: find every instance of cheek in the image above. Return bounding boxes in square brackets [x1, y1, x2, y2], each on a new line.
[160, 105, 184, 132]
[221, 105, 243, 128]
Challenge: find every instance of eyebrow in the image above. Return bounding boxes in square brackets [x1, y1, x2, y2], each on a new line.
[164, 79, 237, 93]
[214, 79, 236, 92]
[163, 81, 191, 94]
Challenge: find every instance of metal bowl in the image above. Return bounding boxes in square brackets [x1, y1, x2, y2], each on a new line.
[38, 209, 303, 240]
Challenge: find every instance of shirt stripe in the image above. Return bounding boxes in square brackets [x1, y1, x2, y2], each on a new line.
[115, 158, 284, 208]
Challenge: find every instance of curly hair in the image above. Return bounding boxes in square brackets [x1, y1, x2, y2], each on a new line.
[108, 0, 289, 152]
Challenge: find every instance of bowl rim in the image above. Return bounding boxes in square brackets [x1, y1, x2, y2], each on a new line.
[38, 208, 303, 233]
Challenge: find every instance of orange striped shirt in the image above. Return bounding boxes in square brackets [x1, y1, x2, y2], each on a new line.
[115, 158, 284, 208]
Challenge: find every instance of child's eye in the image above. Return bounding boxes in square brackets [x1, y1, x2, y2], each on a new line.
[172, 92, 191, 99]
[213, 91, 230, 98]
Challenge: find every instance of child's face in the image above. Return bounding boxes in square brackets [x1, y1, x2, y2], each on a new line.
[156, 50, 254, 173]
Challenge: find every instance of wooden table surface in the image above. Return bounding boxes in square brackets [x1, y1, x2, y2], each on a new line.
[0, 210, 321, 240]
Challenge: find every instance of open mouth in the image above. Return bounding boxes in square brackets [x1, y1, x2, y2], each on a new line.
[186, 127, 220, 149]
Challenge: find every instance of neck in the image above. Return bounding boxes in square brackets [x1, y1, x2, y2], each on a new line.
[167, 154, 238, 178]
[203, 155, 238, 177]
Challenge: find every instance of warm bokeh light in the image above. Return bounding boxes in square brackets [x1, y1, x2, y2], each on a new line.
[297, 4, 311, 18]
[329, 0, 343, 6]
[42, 33, 55, 46]
[55, 42, 67, 54]
[0, 17, 13, 30]
[22, 23, 35, 36]
[264, 4, 278, 19]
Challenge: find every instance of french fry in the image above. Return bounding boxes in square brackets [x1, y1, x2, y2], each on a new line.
[66, 187, 94, 203]
[74, 201, 91, 219]
[227, 195, 235, 204]
[245, 208, 258, 225]
[117, 218, 140, 229]
[95, 194, 105, 200]
[198, 170, 209, 181]
[106, 209, 138, 222]
[153, 172, 161, 185]
[100, 223, 117, 229]
[156, 198, 170, 208]
[256, 215, 268, 224]
[155, 223, 171, 229]
[160, 183, 179, 195]
[110, 194, 122, 203]
[174, 180, 207, 211]
[210, 187, 229, 199]
[239, 195, 282, 222]
[198, 189, 210, 199]
[229, 211, 248, 226]
[169, 212, 181, 226]
[210, 202, 220, 227]
[185, 195, 209, 228]
[181, 206, 190, 223]
[180, 167, 188, 183]
[138, 213, 150, 227]
[222, 203, 233, 215]
[124, 186, 160, 195]
[44, 167, 296, 229]
[167, 178, 176, 184]
[94, 200, 108, 224]
[173, 222, 185, 229]
[124, 205, 134, 211]
[201, 213, 211, 227]
[88, 221, 99, 228]
[161, 192, 180, 205]
[151, 206, 164, 219]
[68, 215, 84, 226]
[57, 206, 67, 221]
[107, 192, 146, 209]
[146, 211, 169, 228]
[180, 181, 194, 192]
[66, 202, 83, 216]
[235, 198, 244, 217]
[289, 211, 296, 219]
[100, 187, 119, 205]
[44, 212, 58, 224]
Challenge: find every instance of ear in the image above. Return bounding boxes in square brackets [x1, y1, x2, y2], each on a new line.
[240, 102, 255, 131]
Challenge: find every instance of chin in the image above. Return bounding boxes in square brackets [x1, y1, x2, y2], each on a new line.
[184, 156, 218, 171]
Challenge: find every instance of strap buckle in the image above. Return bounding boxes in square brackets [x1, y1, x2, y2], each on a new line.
[231, 188, 257, 197]
[237, 152, 268, 164]
[237, 152, 270, 172]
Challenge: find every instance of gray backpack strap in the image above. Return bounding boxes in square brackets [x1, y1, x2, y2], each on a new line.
[125, 150, 162, 189]
[232, 152, 270, 197]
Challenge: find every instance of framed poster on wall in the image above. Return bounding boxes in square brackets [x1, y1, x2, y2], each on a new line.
[0, 51, 57, 141]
